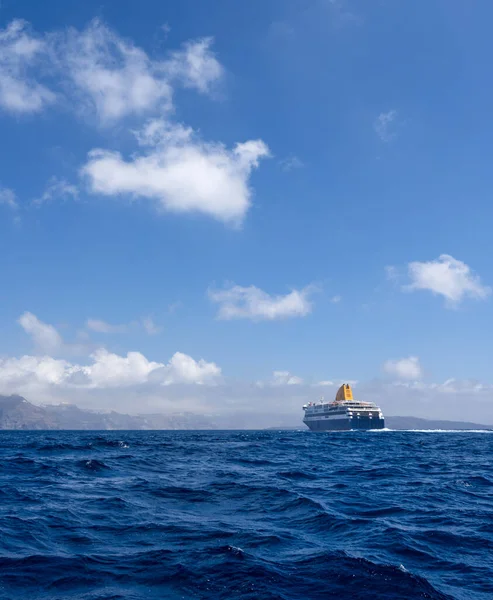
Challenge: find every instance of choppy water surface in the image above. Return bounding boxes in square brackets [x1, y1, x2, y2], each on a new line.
[0, 430, 492, 600]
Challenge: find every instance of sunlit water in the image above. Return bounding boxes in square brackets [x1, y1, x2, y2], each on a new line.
[0, 430, 492, 600]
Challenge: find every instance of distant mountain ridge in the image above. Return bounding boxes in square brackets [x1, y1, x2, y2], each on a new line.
[0, 394, 217, 430]
[266, 415, 493, 431]
[384, 415, 492, 431]
[0, 395, 491, 431]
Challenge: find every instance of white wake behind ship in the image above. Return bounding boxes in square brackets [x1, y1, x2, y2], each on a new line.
[303, 384, 385, 431]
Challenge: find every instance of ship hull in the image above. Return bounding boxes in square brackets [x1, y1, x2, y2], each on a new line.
[304, 416, 385, 431]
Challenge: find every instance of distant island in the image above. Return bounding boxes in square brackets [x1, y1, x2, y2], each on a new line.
[0, 394, 216, 430]
[0, 394, 491, 431]
[266, 416, 493, 431]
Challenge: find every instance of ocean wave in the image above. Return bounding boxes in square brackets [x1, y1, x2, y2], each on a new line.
[76, 458, 111, 472]
[0, 430, 491, 599]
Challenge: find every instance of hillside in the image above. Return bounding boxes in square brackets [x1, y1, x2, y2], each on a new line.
[0, 395, 217, 430]
[385, 415, 492, 431]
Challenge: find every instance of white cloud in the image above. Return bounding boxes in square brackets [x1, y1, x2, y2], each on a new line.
[18, 312, 64, 353]
[162, 37, 223, 95]
[163, 352, 221, 385]
[18, 312, 92, 356]
[330, 295, 341, 303]
[0, 19, 56, 114]
[18, 312, 63, 352]
[0, 186, 17, 209]
[86, 319, 128, 334]
[383, 356, 423, 380]
[374, 110, 397, 142]
[61, 19, 173, 124]
[0, 348, 220, 393]
[58, 22, 223, 124]
[0, 19, 224, 123]
[81, 348, 163, 387]
[404, 254, 491, 307]
[82, 119, 269, 225]
[0, 355, 73, 387]
[0, 20, 269, 226]
[209, 284, 314, 320]
[33, 177, 78, 206]
[272, 370, 303, 385]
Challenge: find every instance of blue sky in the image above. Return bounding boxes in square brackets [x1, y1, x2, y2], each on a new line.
[1, 0, 493, 423]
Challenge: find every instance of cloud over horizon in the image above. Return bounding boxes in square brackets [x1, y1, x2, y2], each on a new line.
[2, 311, 493, 424]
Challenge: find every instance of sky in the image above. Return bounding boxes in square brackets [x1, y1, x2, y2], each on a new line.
[1, 0, 493, 425]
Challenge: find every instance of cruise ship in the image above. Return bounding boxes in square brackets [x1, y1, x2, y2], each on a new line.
[303, 383, 385, 431]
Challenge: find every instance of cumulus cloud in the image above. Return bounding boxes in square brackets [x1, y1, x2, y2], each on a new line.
[383, 356, 423, 380]
[404, 254, 491, 307]
[57, 19, 173, 124]
[0, 355, 73, 388]
[209, 284, 314, 320]
[0, 19, 56, 114]
[55, 21, 223, 124]
[82, 120, 269, 225]
[82, 349, 163, 387]
[163, 352, 221, 385]
[33, 177, 78, 206]
[18, 312, 63, 352]
[374, 109, 397, 142]
[2, 311, 220, 407]
[0, 18, 224, 124]
[161, 37, 223, 95]
[0, 348, 220, 392]
[0, 19, 269, 225]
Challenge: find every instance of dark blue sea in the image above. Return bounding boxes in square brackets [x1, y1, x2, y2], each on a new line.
[1, 430, 492, 600]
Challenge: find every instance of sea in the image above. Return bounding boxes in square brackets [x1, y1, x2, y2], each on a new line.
[0, 430, 492, 600]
